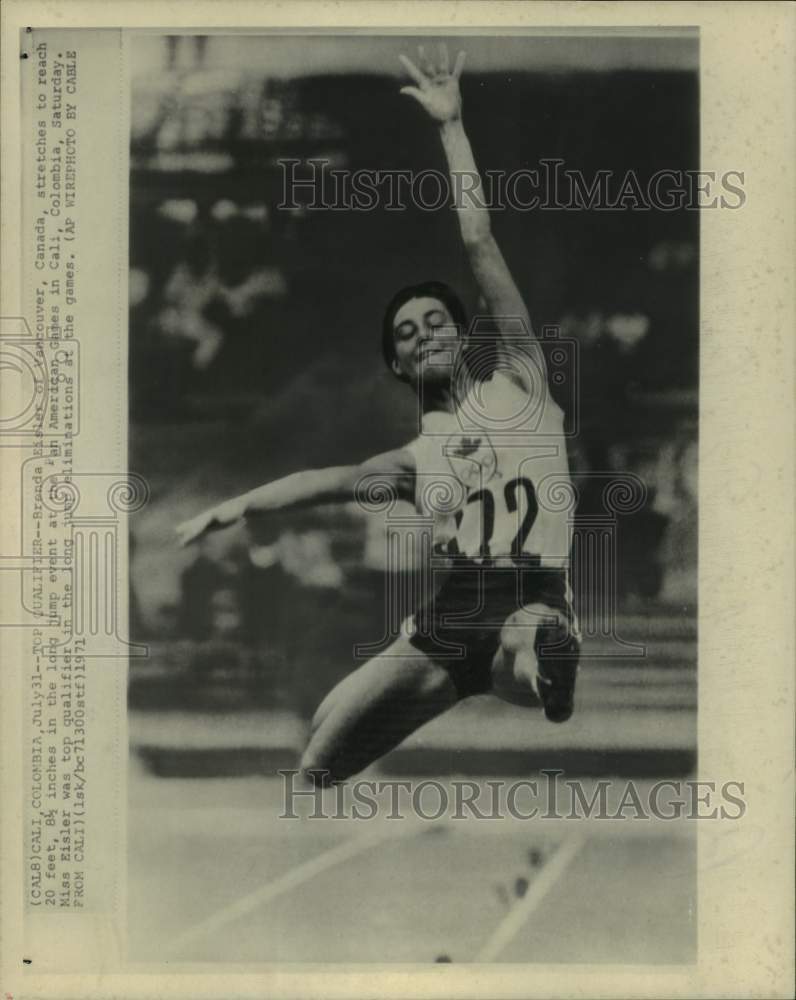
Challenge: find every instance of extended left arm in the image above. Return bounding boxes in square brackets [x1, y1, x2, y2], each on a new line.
[400, 45, 545, 390]
[438, 118, 532, 337]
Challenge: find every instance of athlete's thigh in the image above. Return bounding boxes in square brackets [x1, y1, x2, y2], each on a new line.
[302, 636, 458, 783]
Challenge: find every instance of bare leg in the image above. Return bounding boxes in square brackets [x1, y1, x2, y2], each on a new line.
[301, 636, 458, 784]
[490, 603, 565, 708]
[490, 643, 541, 707]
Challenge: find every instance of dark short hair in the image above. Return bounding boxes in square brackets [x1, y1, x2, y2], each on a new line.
[381, 281, 468, 376]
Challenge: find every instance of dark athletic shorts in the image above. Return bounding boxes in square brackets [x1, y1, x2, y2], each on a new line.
[406, 560, 578, 699]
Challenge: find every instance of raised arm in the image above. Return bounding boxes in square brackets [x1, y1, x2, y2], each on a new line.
[400, 45, 546, 392]
[176, 448, 415, 547]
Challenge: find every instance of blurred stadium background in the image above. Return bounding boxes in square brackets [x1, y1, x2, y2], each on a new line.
[127, 33, 698, 963]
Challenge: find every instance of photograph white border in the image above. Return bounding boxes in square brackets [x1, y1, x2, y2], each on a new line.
[1, 2, 793, 998]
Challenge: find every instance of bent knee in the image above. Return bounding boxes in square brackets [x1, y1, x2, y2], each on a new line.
[500, 604, 565, 654]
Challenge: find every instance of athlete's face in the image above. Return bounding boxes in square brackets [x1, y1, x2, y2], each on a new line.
[391, 296, 461, 386]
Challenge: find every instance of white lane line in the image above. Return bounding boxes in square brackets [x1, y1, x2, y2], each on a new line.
[475, 832, 587, 962]
[164, 829, 393, 957]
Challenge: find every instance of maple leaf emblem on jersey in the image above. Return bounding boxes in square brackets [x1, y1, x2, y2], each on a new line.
[445, 433, 497, 489]
[452, 437, 481, 458]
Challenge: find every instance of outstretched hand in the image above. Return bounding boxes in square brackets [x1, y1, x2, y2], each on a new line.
[399, 43, 466, 124]
[175, 508, 221, 548]
[175, 497, 245, 547]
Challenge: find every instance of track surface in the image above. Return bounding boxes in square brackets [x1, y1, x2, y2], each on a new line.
[128, 764, 696, 965]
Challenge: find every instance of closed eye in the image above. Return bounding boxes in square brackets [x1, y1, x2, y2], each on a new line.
[394, 320, 417, 341]
[425, 310, 447, 330]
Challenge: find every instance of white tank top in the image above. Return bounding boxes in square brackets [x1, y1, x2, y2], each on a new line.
[405, 372, 573, 568]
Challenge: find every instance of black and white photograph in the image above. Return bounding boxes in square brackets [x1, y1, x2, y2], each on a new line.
[127, 30, 701, 964]
[2, 3, 793, 997]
